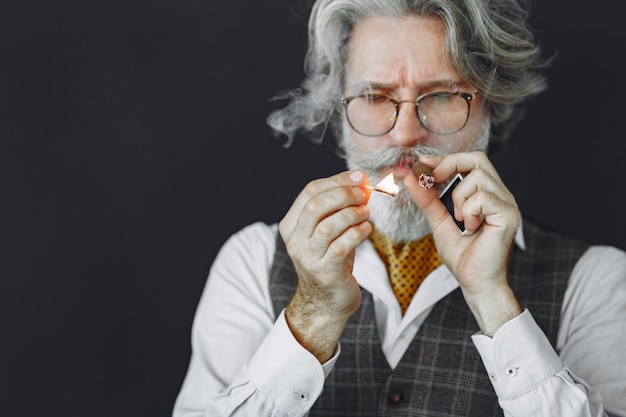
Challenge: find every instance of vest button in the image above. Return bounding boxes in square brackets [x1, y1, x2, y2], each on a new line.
[389, 391, 403, 403]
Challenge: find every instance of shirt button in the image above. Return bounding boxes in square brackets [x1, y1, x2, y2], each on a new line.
[293, 390, 308, 401]
[506, 366, 518, 377]
[389, 392, 403, 403]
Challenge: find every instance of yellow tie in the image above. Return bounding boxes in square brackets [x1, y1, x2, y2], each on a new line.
[370, 228, 442, 315]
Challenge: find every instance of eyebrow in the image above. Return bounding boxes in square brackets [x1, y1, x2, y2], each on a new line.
[346, 79, 466, 94]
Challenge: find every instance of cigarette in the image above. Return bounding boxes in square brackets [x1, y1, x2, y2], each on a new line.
[412, 160, 435, 190]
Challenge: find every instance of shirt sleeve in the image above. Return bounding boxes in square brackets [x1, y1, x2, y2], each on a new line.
[172, 222, 337, 417]
[472, 245, 626, 417]
[472, 310, 606, 417]
[558, 246, 626, 417]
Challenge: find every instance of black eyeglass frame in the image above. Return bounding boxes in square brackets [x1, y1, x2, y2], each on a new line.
[340, 88, 478, 137]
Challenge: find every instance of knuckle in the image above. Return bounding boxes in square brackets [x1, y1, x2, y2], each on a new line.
[329, 240, 348, 257]
[303, 179, 323, 196]
[303, 197, 322, 216]
[316, 221, 333, 238]
[341, 205, 368, 224]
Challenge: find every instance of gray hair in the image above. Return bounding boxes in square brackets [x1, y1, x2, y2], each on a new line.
[267, 0, 549, 155]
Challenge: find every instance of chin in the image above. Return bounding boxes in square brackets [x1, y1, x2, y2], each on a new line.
[367, 185, 432, 244]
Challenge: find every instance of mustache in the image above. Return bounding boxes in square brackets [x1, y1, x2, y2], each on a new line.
[349, 144, 447, 172]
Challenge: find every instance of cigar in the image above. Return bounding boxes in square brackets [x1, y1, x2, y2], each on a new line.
[412, 160, 435, 190]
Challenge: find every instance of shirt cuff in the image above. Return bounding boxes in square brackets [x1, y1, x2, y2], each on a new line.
[246, 309, 338, 413]
[471, 309, 564, 399]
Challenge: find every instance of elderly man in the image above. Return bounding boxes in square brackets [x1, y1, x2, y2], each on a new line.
[173, 0, 626, 416]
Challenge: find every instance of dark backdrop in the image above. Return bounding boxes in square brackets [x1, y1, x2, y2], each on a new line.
[1, 1, 624, 416]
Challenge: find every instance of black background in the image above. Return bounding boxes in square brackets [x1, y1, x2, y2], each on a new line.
[1, 1, 624, 416]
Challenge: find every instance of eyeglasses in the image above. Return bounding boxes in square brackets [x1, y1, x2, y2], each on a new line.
[340, 88, 477, 136]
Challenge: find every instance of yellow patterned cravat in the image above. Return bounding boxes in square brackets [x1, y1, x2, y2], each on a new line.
[370, 228, 442, 315]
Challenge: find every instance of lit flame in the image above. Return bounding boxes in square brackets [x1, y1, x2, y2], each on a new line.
[374, 172, 399, 196]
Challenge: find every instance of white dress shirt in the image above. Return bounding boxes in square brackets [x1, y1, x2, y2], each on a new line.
[173, 221, 626, 417]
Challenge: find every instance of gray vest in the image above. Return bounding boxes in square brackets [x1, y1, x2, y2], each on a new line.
[269, 219, 588, 416]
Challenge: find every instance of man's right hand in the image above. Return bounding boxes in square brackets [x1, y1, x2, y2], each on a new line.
[279, 170, 372, 363]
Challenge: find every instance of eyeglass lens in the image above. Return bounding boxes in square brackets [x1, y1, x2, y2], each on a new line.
[345, 92, 470, 136]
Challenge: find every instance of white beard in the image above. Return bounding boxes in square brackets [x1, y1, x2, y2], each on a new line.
[343, 120, 491, 243]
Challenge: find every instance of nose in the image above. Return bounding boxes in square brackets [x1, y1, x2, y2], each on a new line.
[388, 101, 428, 147]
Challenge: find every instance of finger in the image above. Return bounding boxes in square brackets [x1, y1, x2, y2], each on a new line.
[280, 170, 369, 239]
[326, 220, 373, 259]
[428, 151, 506, 189]
[457, 190, 486, 233]
[450, 169, 517, 219]
[310, 204, 371, 258]
[420, 153, 516, 231]
[403, 172, 462, 237]
[460, 190, 520, 236]
[297, 180, 369, 241]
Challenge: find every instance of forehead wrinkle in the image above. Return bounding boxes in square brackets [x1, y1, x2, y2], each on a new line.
[345, 15, 460, 94]
[346, 60, 458, 94]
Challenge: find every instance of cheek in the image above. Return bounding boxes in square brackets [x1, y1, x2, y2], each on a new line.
[427, 108, 490, 153]
[462, 106, 491, 150]
[432, 130, 475, 152]
[343, 122, 389, 155]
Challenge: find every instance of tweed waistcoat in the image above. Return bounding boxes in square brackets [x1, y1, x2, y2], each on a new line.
[269, 219, 589, 417]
